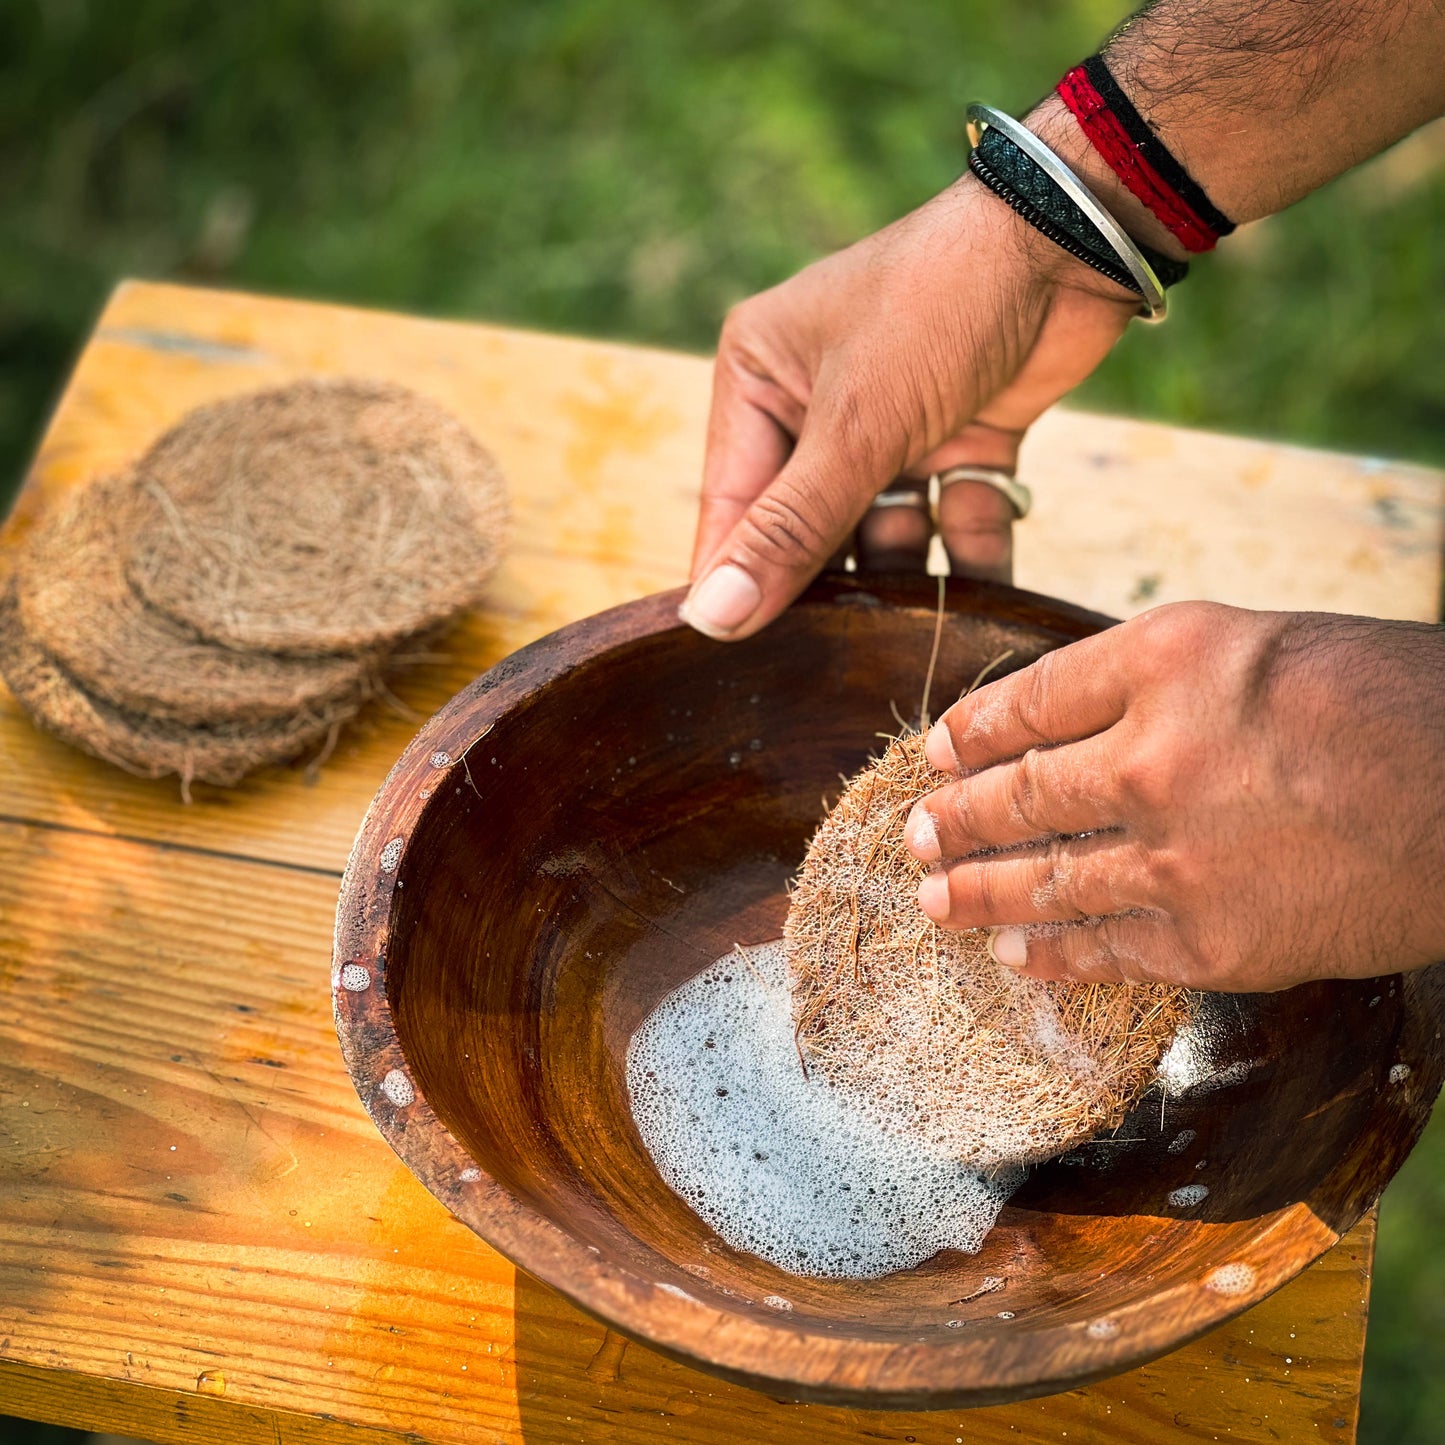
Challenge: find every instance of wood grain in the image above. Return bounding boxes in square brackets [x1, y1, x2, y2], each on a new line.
[1, 279, 1441, 1442]
[0, 816, 1375, 1443]
[1, 281, 1440, 878]
[331, 571, 1442, 1409]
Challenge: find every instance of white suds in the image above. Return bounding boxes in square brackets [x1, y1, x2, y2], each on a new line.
[1204, 1262, 1257, 1295]
[1157, 1001, 1257, 1098]
[627, 942, 1020, 1279]
[1168, 1183, 1209, 1208]
[338, 963, 371, 992]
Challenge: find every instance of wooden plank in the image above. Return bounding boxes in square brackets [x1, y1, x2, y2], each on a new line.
[0, 817, 1374, 1444]
[1018, 415, 1445, 622]
[1, 281, 1440, 877]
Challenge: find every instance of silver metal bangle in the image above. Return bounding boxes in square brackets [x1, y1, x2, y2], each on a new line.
[966, 104, 1167, 322]
[933, 465, 1033, 519]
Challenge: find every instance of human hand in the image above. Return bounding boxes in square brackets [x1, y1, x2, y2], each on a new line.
[680, 174, 1141, 641]
[903, 603, 1445, 990]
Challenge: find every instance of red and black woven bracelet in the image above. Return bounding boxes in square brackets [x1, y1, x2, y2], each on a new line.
[1057, 55, 1235, 253]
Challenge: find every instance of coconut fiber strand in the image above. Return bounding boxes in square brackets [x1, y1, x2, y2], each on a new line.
[784, 732, 1190, 1169]
[126, 378, 509, 655]
[15, 476, 376, 727]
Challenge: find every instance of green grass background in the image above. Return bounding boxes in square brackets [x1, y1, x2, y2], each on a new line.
[0, 3, 1441, 1442]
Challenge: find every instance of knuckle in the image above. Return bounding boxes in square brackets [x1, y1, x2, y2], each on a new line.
[1010, 748, 1050, 831]
[1133, 600, 1225, 663]
[970, 862, 1002, 920]
[1116, 733, 1178, 810]
[1063, 919, 1128, 981]
[936, 781, 973, 839]
[1012, 651, 1059, 745]
[1038, 837, 1087, 919]
[739, 488, 835, 572]
[1142, 842, 1193, 900]
[720, 300, 759, 346]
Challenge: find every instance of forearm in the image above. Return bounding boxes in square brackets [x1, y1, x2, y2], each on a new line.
[1026, 0, 1445, 260]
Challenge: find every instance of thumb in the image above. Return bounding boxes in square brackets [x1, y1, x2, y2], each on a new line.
[679, 401, 898, 641]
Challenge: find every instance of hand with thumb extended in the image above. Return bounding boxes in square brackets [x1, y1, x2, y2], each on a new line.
[681, 173, 1140, 641]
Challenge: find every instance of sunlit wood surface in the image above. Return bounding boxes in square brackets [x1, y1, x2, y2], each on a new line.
[1, 280, 1441, 1444]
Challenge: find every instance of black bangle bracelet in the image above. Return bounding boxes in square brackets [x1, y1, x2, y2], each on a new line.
[972, 126, 1189, 293]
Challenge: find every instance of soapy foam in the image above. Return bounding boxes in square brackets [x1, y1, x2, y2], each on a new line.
[627, 942, 1020, 1279]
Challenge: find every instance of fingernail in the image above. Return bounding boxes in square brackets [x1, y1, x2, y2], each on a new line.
[917, 870, 951, 923]
[679, 563, 762, 640]
[905, 803, 941, 862]
[925, 720, 959, 773]
[988, 926, 1028, 969]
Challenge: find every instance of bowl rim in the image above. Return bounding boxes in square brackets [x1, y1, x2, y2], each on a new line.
[332, 574, 1397, 1408]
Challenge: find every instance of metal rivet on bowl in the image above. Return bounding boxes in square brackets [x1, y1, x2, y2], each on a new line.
[338, 963, 371, 992]
[380, 1068, 415, 1107]
[1204, 1262, 1256, 1295]
[379, 838, 404, 873]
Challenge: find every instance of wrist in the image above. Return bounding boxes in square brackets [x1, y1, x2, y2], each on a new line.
[1024, 94, 1195, 266]
[950, 165, 1154, 314]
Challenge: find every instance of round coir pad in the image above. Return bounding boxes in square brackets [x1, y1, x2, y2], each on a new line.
[15, 477, 374, 727]
[785, 731, 1190, 1169]
[125, 379, 509, 655]
[0, 585, 353, 791]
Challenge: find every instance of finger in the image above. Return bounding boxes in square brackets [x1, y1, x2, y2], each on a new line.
[909, 419, 1022, 583]
[937, 480, 1014, 583]
[855, 479, 931, 572]
[925, 633, 1129, 774]
[990, 913, 1180, 986]
[907, 733, 1121, 857]
[915, 834, 1148, 930]
[680, 399, 898, 641]
[691, 350, 802, 580]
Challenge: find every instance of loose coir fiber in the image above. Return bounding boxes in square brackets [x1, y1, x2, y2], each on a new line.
[784, 732, 1190, 1169]
[125, 378, 509, 655]
[15, 476, 375, 727]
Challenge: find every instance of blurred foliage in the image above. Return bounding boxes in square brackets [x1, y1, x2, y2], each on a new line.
[1362, 1105, 1445, 1445]
[2, 0, 1442, 508]
[0, 4, 1441, 1442]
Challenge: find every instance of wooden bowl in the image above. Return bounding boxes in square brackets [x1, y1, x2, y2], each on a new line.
[333, 574, 1443, 1409]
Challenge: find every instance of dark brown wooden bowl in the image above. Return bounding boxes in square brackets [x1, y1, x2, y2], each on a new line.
[333, 574, 1443, 1409]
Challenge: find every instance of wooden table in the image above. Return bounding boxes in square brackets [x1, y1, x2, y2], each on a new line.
[2, 281, 1442, 1445]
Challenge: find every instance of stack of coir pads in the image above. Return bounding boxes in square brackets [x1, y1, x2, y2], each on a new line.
[0, 379, 508, 798]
